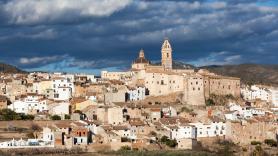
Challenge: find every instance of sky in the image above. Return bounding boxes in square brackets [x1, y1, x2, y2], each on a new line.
[0, 0, 277, 74]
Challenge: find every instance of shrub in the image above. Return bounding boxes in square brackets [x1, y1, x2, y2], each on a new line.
[160, 136, 169, 143]
[160, 136, 177, 148]
[20, 114, 35, 120]
[165, 139, 177, 148]
[51, 115, 61, 120]
[251, 141, 261, 145]
[181, 106, 193, 113]
[0, 109, 21, 120]
[264, 139, 277, 147]
[205, 99, 215, 106]
[119, 145, 131, 151]
[64, 114, 71, 120]
[242, 147, 247, 152]
[121, 137, 130, 142]
[0, 109, 35, 121]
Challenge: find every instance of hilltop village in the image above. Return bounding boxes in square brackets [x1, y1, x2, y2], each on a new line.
[0, 39, 277, 154]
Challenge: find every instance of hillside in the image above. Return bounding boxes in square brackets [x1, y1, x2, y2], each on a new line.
[0, 63, 25, 73]
[152, 61, 278, 86]
[200, 64, 278, 86]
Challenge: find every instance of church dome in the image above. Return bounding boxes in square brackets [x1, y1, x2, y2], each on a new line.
[134, 49, 150, 64]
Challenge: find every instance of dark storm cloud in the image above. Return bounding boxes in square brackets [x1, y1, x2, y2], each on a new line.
[0, 0, 277, 73]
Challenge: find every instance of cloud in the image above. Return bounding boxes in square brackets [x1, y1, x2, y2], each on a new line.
[2, 0, 132, 25]
[189, 51, 243, 66]
[18, 55, 129, 72]
[19, 55, 67, 66]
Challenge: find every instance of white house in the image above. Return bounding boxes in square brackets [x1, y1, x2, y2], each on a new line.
[127, 86, 146, 101]
[0, 139, 28, 148]
[8, 94, 48, 114]
[241, 85, 271, 102]
[42, 127, 55, 144]
[0, 127, 54, 148]
[227, 103, 266, 120]
[269, 88, 278, 107]
[169, 125, 196, 140]
[190, 122, 226, 138]
[52, 77, 74, 101]
[54, 87, 72, 101]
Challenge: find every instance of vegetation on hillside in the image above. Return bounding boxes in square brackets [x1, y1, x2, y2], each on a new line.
[205, 94, 236, 106]
[170, 61, 278, 86]
[0, 63, 26, 73]
[201, 64, 278, 86]
[0, 109, 34, 120]
[160, 136, 178, 148]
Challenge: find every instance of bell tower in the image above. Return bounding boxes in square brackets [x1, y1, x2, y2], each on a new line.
[161, 38, 172, 70]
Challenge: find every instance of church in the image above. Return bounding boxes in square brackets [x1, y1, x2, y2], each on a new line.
[131, 38, 174, 71]
[101, 38, 241, 106]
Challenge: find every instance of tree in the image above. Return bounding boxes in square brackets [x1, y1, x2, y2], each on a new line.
[51, 115, 61, 120]
[0, 109, 20, 120]
[20, 114, 35, 120]
[264, 139, 277, 147]
[251, 141, 261, 145]
[160, 136, 169, 143]
[166, 139, 177, 148]
[205, 99, 215, 106]
[65, 114, 71, 120]
[160, 136, 177, 148]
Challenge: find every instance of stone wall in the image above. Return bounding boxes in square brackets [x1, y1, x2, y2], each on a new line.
[205, 76, 240, 99]
[225, 121, 278, 145]
[144, 72, 184, 96]
[184, 75, 205, 106]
